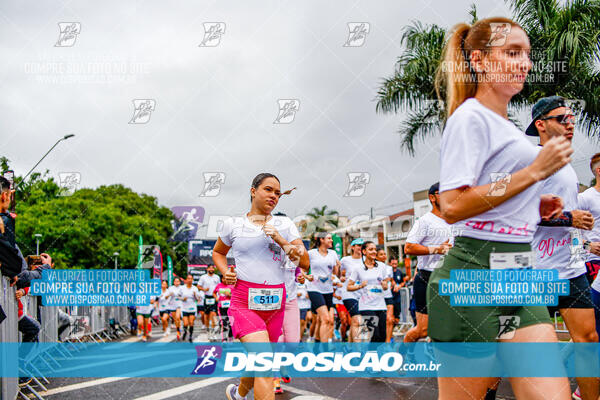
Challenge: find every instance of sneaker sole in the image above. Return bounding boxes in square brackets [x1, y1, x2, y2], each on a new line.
[225, 384, 236, 400]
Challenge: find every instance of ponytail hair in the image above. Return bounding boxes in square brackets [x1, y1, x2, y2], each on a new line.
[435, 17, 523, 118]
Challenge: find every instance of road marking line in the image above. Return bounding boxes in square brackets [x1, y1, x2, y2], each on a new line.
[283, 385, 339, 400]
[39, 377, 127, 396]
[132, 377, 232, 400]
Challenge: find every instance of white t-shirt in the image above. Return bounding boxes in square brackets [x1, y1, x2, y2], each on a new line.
[440, 98, 543, 243]
[296, 283, 311, 310]
[532, 162, 587, 279]
[167, 285, 183, 309]
[158, 289, 171, 312]
[198, 273, 221, 297]
[333, 286, 343, 305]
[349, 262, 387, 311]
[578, 187, 600, 262]
[283, 259, 299, 303]
[382, 264, 394, 299]
[219, 215, 301, 285]
[406, 212, 455, 272]
[340, 256, 362, 301]
[306, 249, 339, 294]
[136, 296, 156, 315]
[179, 285, 201, 313]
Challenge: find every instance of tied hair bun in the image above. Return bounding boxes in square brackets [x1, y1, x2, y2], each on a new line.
[280, 187, 297, 197]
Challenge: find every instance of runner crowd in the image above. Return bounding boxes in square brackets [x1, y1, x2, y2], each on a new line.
[2, 10, 600, 400]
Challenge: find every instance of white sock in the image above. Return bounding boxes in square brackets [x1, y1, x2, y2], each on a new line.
[235, 386, 244, 400]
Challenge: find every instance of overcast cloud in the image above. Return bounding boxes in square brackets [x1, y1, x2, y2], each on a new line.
[2, 0, 598, 222]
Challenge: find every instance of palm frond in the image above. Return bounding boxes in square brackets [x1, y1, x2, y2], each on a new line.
[398, 102, 445, 155]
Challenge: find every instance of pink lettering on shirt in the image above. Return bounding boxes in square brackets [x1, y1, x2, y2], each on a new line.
[537, 236, 570, 259]
[466, 221, 530, 236]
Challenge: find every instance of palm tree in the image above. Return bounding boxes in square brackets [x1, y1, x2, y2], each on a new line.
[304, 205, 339, 238]
[376, 0, 600, 155]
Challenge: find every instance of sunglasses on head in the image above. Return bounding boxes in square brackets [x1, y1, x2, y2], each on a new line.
[540, 114, 576, 125]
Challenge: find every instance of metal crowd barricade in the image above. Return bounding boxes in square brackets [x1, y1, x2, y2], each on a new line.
[397, 287, 414, 333]
[1, 271, 131, 400]
[0, 276, 19, 400]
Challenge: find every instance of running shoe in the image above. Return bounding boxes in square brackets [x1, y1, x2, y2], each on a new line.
[281, 376, 291, 383]
[225, 384, 246, 400]
[176, 331, 181, 341]
[142, 336, 147, 342]
[334, 329, 341, 341]
[273, 378, 283, 394]
[165, 327, 171, 335]
[18, 377, 32, 387]
[188, 335, 193, 343]
[572, 387, 582, 400]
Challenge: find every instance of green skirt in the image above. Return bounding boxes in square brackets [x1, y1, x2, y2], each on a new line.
[427, 236, 551, 342]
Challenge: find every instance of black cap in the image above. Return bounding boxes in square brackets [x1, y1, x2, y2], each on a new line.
[428, 182, 440, 195]
[525, 96, 567, 136]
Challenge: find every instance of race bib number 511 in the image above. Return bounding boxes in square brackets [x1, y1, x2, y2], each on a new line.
[248, 288, 283, 311]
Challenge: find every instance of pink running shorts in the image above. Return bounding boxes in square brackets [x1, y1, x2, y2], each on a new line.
[228, 279, 286, 342]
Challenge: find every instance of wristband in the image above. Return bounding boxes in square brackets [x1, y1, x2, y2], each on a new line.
[538, 211, 572, 227]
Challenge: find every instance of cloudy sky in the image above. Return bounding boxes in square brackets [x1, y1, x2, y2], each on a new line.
[2, 0, 598, 223]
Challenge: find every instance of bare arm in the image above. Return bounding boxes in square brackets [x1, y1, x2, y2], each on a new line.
[213, 238, 236, 285]
[347, 279, 366, 292]
[404, 240, 451, 256]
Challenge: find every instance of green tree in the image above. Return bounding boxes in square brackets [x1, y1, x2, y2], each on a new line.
[1, 157, 187, 271]
[376, 0, 600, 155]
[304, 206, 339, 240]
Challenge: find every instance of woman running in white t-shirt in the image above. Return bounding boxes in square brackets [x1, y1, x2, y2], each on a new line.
[180, 274, 203, 342]
[306, 233, 340, 343]
[376, 247, 396, 343]
[213, 173, 309, 400]
[167, 277, 183, 340]
[347, 241, 388, 342]
[429, 17, 572, 399]
[157, 280, 172, 336]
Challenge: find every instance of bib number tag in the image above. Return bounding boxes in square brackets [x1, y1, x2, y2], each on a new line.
[205, 297, 216, 305]
[220, 300, 231, 308]
[367, 285, 383, 295]
[489, 251, 533, 270]
[248, 288, 283, 311]
[569, 230, 587, 268]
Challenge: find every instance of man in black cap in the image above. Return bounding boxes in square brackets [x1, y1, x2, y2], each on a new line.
[528, 96, 598, 400]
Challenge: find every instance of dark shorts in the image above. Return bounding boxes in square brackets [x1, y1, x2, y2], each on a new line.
[159, 310, 170, 317]
[197, 305, 205, 313]
[392, 298, 401, 319]
[414, 269, 432, 314]
[343, 299, 360, 317]
[136, 312, 151, 318]
[427, 236, 551, 342]
[300, 308, 309, 321]
[168, 309, 177, 314]
[182, 311, 196, 317]
[204, 296, 217, 313]
[360, 310, 387, 342]
[384, 297, 394, 306]
[308, 291, 334, 313]
[548, 273, 594, 316]
[218, 306, 230, 316]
